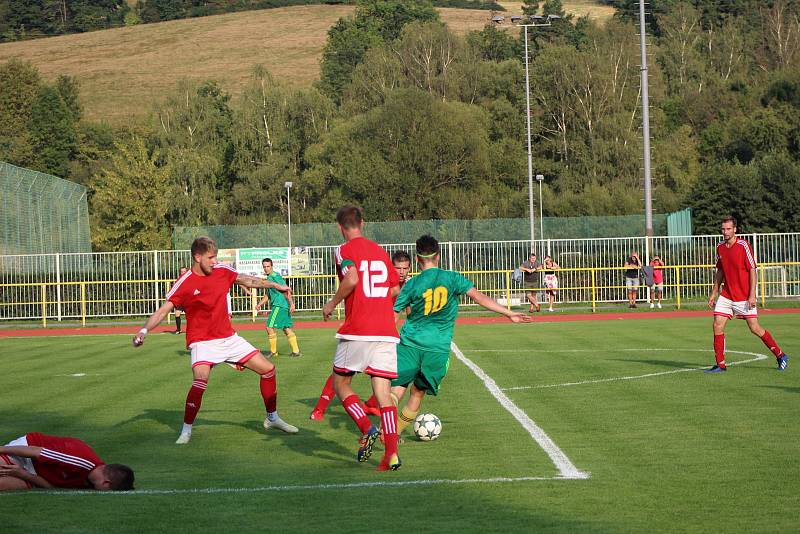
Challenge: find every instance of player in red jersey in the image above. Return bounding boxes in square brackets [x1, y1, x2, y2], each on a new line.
[705, 216, 789, 373]
[310, 250, 411, 421]
[320, 206, 402, 471]
[0, 433, 133, 491]
[133, 236, 299, 444]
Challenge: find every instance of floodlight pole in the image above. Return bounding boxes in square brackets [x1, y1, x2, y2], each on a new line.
[638, 0, 654, 250]
[520, 19, 552, 251]
[285, 181, 293, 251]
[537, 174, 544, 240]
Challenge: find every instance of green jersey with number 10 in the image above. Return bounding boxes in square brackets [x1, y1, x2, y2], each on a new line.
[393, 267, 474, 353]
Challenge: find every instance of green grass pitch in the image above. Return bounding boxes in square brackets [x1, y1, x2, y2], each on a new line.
[0, 315, 798, 533]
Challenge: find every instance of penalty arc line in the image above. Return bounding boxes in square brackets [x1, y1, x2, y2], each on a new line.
[502, 349, 769, 391]
[450, 342, 590, 480]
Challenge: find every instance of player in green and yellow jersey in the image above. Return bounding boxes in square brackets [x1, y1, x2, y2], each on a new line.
[391, 235, 531, 437]
[255, 258, 301, 358]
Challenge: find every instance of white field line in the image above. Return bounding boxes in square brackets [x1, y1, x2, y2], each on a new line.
[11, 476, 574, 497]
[451, 342, 590, 480]
[500, 349, 768, 391]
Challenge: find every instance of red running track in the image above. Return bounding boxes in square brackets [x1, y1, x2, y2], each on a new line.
[2, 308, 798, 338]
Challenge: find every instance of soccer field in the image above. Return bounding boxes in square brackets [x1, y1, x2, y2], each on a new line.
[1, 315, 798, 533]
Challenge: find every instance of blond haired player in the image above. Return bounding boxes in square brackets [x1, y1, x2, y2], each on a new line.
[133, 236, 299, 444]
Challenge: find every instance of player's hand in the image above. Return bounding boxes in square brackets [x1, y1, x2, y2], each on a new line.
[322, 301, 335, 321]
[0, 464, 26, 478]
[132, 328, 147, 347]
[748, 296, 757, 309]
[707, 294, 716, 309]
[289, 304, 295, 315]
[508, 313, 533, 323]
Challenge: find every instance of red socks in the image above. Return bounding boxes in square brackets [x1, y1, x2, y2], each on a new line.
[313, 374, 336, 414]
[260, 370, 277, 413]
[760, 330, 783, 358]
[713, 333, 726, 367]
[380, 406, 398, 458]
[183, 379, 208, 424]
[343, 394, 372, 434]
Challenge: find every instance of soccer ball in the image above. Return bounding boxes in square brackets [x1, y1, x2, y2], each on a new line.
[413, 413, 442, 441]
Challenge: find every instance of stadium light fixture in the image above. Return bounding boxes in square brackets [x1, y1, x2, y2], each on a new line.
[285, 181, 293, 252]
[516, 17, 552, 249]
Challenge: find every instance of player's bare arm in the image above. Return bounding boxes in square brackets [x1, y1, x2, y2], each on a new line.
[0, 463, 53, 488]
[390, 284, 400, 298]
[255, 293, 270, 312]
[0, 445, 53, 488]
[236, 273, 290, 293]
[466, 287, 532, 323]
[322, 268, 358, 320]
[708, 269, 725, 308]
[748, 268, 758, 308]
[133, 300, 176, 346]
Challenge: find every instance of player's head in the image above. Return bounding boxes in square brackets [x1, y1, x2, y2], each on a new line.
[261, 258, 273, 275]
[652, 255, 662, 265]
[191, 237, 218, 275]
[94, 464, 135, 492]
[529, 252, 537, 262]
[391, 250, 412, 282]
[415, 235, 440, 266]
[544, 255, 553, 265]
[336, 205, 364, 237]
[721, 216, 737, 240]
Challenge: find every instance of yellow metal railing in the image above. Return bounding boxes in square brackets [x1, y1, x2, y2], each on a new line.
[1, 263, 798, 326]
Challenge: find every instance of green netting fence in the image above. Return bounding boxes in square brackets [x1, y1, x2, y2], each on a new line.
[173, 213, 678, 249]
[0, 161, 91, 255]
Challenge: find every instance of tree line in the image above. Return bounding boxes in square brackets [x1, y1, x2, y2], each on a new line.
[0, 0, 499, 42]
[1, 0, 800, 251]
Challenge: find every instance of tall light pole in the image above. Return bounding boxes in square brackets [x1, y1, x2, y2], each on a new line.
[519, 15, 556, 250]
[638, 0, 654, 249]
[284, 181, 293, 251]
[536, 173, 544, 240]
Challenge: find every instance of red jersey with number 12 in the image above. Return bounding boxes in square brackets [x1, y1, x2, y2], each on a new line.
[335, 237, 399, 342]
[716, 238, 757, 302]
[166, 264, 238, 347]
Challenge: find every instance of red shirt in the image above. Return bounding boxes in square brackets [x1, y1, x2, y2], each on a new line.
[166, 264, 238, 347]
[26, 433, 104, 489]
[650, 261, 664, 284]
[335, 237, 399, 342]
[716, 238, 757, 302]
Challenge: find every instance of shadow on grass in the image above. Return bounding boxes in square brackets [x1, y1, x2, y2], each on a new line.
[609, 358, 700, 369]
[756, 385, 800, 394]
[116, 408, 261, 434]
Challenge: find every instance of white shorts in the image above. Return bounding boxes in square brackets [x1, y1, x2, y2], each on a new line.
[625, 277, 639, 289]
[1, 436, 36, 484]
[333, 340, 398, 379]
[651, 283, 663, 291]
[713, 295, 757, 319]
[190, 334, 259, 371]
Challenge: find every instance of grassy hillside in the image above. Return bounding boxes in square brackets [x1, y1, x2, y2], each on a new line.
[0, 3, 615, 124]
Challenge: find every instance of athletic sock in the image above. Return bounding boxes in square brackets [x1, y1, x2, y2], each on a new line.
[380, 406, 399, 457]
[268, 333, 278, 354]
[313, 374, 336, 414]
[760, 330, 784, 358]
[181, 423, 192, 435]
[397, 406, 418, 435]
[175, 316, 182, 332]
[343, 394, 372, 434]
[287, 333, 300, 353]
[713, 333, 726, 367]
[183, 379, 208, 424]
[260, 369, 277, 413]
